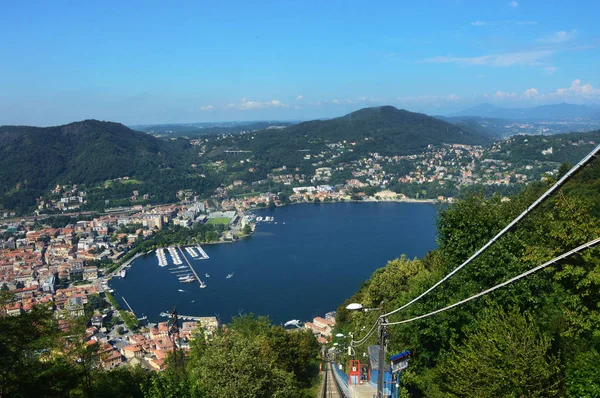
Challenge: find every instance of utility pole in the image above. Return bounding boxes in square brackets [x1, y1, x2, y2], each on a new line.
[377, 301, 387, 398]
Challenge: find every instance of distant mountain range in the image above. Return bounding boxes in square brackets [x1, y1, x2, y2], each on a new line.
[133, 121, 296, 138]
[456, 103, 600, 120]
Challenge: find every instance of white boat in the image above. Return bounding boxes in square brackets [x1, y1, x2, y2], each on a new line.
[120, 269, 127, 278]
[256, 216, 263, 222]
[226, 272, 234, 279]
[178, 289, 185, 292]
[178, 274, 193, 280]
[284, 320, 302, 328]
[205, 273, 210, 278]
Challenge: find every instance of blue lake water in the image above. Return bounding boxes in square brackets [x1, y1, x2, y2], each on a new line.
[109, 202, 439, 325]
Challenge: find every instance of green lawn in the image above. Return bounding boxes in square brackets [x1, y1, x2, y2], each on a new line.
[207, 217, 231, 225]
[119, 179, 142, 185]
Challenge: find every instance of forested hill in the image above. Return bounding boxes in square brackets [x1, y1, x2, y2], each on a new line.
[203, 106, 494, 178]
[334, 152, 600, 396]
[284, 106, 492, 152]
[0, 120, 196, 211]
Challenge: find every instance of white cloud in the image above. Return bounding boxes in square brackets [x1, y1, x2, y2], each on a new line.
[522, 88, 539, 98]
[509, 1, 518, 7]
[397, 94, 462, 103]
[199, 105, 214, 111]
[538, 30, 578, 44]
[226, 98, 288, 110]
[469, 20, 537, 27]
[425, 50, 554, 67]
[332, 99, 340, 104]
[492, 79, 600, 103]
[562, 79, 600, 97]
[494, 91, 519, 99]
[296, 95, 304, 100]
[544, 66, 558, 75]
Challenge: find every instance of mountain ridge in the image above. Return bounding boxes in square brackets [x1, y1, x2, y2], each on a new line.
[0, 120, 193, 211]
[281, 105, 492, 150]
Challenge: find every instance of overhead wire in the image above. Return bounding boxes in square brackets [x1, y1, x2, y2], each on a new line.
[381, 143, 600, 319]
[351, 318, 379, 347]
[385, 236, 600, 326]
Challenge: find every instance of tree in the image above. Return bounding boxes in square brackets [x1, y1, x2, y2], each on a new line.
[242, 224, 252, 235]
[86, 294, 108, 312]
[439, 307, 560, 398]
[186, 315, 319, 397]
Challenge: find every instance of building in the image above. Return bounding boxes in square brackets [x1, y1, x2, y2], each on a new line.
[67, 297, 85, 318]
[121, 344, 143, 359]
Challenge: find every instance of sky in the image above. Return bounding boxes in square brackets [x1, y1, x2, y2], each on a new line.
[1, 0, 599, 126]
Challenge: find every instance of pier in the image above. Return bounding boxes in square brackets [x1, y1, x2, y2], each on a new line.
[122, 296, 137, 318]
[178, 246, 206, 288]
[159, 312, 208, 321]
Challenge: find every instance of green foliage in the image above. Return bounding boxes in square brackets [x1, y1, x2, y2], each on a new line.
[565, 349, 600, 397]
[86, 293, 109, 312]
[336, 156, 600, 396]
[439, 306, 560, 397]
[186, 315, 320, 398]
[104, 291, 121, 310]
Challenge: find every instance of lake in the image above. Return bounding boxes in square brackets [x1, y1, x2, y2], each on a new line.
[109, 202, 439, 325]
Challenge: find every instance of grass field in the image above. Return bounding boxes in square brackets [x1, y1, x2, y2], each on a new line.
[207, 217, 231, 225]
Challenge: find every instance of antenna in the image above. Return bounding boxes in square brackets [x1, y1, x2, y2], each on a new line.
[168, 306, 183, 368]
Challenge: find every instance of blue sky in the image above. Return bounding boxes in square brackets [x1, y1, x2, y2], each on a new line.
[1, 0, 599, 126]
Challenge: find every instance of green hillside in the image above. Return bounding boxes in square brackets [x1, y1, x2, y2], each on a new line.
[287, 106, 492, 151]
[0, 120, 201, 212]
[203, 106, 493, 180]
[334, 153, 600, 397]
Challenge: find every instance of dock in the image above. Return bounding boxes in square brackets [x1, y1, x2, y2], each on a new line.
[178, 246, 206, 288]
[159, 312, 208, 321]
[196, 245, 209, 259]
